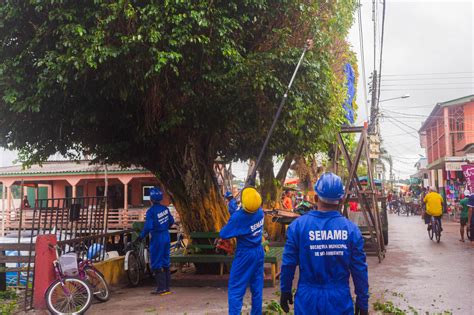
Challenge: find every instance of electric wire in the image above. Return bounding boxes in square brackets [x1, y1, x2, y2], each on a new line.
[384, 116, 419, 132]
[381, 87, 474, 91]
[381, 82, 474, 86]
[381, 76, 474, 81]
[383, 119, 419, 139]
[382, 71, 474, 76]
[357, 0, 369, 119]
[376, 0, 386, 105]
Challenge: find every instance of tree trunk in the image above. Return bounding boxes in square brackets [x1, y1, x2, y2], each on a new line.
[259, 155, 293, 241]
[146, 137, 228, 234]
[145, 137, 228, 274]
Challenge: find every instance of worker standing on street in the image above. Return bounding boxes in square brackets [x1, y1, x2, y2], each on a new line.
[219, 187, 265, 315]
[225, 191, 239, 216]
[138, 187, 175, 295]
[280, 172, 369, 314]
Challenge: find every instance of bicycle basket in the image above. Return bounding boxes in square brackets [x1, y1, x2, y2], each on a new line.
[59, 252, 79, 276]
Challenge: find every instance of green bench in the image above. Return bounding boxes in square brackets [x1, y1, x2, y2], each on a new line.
[169, 232, 284, 286]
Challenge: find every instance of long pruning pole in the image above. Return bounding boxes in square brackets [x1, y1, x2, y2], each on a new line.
[245, 40, 311, 187]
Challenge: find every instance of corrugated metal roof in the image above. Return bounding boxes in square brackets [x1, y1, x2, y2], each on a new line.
[0, 160, 149, 177]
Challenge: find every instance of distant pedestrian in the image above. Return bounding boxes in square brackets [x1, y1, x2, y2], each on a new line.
[468, 194, 474, 245]
[282, 190, 293, 210]
[459, 190, 470, 242]
[22, 196, 30, 208]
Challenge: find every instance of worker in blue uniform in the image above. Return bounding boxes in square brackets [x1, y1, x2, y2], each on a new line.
[138, 187, 175, 295]
[225, 191, 239, 216]
[280, 172, 369, 314]
[220, 187, 264, 315]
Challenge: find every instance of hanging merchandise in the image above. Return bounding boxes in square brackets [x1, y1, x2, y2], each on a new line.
[343, 63, 356, 124]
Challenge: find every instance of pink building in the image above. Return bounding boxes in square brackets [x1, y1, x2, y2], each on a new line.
[419, 95, 474, 190]
[0, 160, 159, 234]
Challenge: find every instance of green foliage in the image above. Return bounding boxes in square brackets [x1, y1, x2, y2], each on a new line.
[0, 0, 357, 169]
[373, 300, 406, 315]
[0, 289, 18, 315]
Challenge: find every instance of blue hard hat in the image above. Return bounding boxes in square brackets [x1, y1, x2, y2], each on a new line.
[224, 191, 233, 199]
[150, 187, 163, 203]
[314, 172, 345, 204]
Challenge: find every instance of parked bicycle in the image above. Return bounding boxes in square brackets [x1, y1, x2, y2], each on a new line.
[428, 216, 441, 243]
[124, 233, 151, 286]
[45, 245, 93, 314]
[75, 243, 110, 302]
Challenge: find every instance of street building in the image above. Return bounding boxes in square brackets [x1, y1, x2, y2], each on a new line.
[418, 94, 474, 199]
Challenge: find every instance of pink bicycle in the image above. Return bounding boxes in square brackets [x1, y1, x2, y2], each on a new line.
[45, 244, 110, 314]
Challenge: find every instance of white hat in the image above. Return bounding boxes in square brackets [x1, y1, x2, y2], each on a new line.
[464, 189, 471, 196]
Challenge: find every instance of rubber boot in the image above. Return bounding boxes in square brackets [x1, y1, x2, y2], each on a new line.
[151, 269, 166, 295]
[164, 267, 171, 292]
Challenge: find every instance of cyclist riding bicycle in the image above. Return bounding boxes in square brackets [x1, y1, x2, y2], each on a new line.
[423, 187, 444, 232]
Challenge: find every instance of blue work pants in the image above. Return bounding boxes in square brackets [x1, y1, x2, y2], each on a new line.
[228, 247, 264, 315]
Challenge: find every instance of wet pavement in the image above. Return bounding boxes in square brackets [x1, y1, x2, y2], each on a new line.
[87, 213, 473, 314]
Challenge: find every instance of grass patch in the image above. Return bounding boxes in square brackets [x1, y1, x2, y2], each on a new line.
[373, 300, 406, 315]
[0, 289, 19, 315]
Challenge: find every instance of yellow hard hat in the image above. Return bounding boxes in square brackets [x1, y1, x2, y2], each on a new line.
[241, 187, 262, 213]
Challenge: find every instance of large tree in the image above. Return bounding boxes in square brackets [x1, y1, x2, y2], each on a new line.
[0, 1, 357, 233]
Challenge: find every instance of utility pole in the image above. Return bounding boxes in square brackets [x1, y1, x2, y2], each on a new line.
[369, 69, 378, 134]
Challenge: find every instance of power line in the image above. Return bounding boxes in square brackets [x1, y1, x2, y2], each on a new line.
[381, 76, 474, 81]
[357, 0, 369, 119]
[382, 109, 427, 117]
[381, 87, 474, 91]
[383, 118, 419, 138]
[381, 82, 474, 86]
[376, 0, 386, 107]
[391, 155, 421, 160]
[372, 0, 377, 73]
[380, 103, 440, 109]
[382, 71, 474, 76]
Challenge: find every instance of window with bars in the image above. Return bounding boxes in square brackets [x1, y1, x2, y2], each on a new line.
[449, 106, 464, 141]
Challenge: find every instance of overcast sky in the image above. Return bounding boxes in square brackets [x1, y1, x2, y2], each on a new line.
[1, 1, 473, 182]
[349, 0, 473, 178]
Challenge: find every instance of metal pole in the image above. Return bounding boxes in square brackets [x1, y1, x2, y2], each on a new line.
[246, 42, 310, 186]
[103, 165, 108, 233]
[1, 184, 5, 237]
[17, 179, 24, 287]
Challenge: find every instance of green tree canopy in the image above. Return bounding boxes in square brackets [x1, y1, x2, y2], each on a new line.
[0, 0, 357, 232]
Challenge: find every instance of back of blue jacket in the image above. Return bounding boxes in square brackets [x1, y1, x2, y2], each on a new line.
[219, 208, 264, 251]
[281, 210, 368, 313]
[140, 204, 175, 238]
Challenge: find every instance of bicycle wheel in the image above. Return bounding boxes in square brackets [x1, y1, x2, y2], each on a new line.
[435, 222, 441, 243]
[84, 266, 110, 302]
[428, 224, 434, 240]
[45, 277, 92, 315]
[126, 251, 141, 287]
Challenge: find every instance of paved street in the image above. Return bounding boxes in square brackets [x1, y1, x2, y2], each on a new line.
[88, 213, 474, 314]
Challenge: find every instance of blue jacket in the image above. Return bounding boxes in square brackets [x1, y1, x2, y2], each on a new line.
[228, 198, 239, 216]
[281, 210, 369, 313]
[140, 204, 175, 270]
[219, 208, 264, 251]
[140, 204, 175, 238]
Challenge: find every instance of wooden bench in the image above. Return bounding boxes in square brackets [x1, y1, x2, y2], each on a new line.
[170, 231, 284, 286]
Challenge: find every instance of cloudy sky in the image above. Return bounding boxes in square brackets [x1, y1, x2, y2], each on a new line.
[349, 0, 473, 178]
[1, 1, 473, 182]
